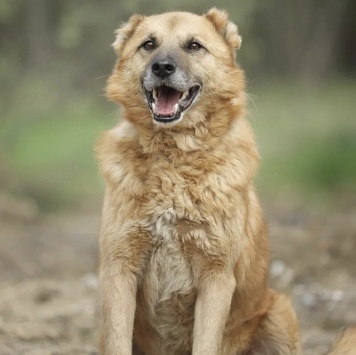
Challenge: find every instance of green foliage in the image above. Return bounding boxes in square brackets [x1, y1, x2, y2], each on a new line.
[251, 80, 356, 200]
[0, 97, 115, 210]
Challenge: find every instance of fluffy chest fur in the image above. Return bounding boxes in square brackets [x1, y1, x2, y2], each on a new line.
[138, 210, 197, 352]
[98, 120, 258, 220]
[145, 208, 195, 305]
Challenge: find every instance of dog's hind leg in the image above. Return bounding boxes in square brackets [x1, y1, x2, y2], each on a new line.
[247, 291, 302, 355]
[327, 326, 356, 355]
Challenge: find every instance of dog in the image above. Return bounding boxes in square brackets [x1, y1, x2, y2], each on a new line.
[96, 8, 303, 354]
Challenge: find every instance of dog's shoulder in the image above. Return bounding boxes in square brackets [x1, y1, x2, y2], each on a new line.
[96, 120, 144, 184]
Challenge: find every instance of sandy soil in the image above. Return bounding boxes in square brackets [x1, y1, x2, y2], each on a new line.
[0, 195, 355, 354]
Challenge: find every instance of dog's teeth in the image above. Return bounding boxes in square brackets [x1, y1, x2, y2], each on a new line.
[174, 103, 178, 113]
[152, 89, 157, 101]
[152, 102, 156, 112]
[180, 90, 189, 101]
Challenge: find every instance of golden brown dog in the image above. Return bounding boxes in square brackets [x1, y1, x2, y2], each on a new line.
[96, 8, 303, 355]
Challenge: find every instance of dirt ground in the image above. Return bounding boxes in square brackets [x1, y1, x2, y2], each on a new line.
[0, 194, 355, 355]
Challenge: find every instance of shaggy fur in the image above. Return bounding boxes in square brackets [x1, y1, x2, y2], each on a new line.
[327, 326, 356, 355]
[97, 8, 304, 355]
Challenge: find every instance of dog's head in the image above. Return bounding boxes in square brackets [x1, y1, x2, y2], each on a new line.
[107, 8, 244, 129]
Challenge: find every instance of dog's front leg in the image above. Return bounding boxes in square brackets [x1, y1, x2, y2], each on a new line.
[192, 272, 236, 355]
[100, 211, 151, 355]
[101, 265, 137, 355]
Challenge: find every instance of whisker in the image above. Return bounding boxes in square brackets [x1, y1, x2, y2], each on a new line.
[95, 74, 110, 81]
[246, 93, 258, 112]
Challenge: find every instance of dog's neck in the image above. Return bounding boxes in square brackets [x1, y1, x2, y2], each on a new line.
[131, 102, 246, 155]
[136, 123, 218, 154]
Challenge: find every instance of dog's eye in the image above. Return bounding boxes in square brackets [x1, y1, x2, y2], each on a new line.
[142, 40, 155, 51]
[188, 42, 202, 51]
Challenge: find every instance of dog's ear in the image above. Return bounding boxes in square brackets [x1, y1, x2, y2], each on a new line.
[112, 14, 144, 55]
[205, 8, 242, 52]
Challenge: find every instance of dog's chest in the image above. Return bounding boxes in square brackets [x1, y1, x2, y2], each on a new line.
[144, 209, 194, 305]
[139, 209, 196, 350]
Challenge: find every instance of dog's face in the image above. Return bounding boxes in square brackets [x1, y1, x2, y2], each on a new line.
[107, 8, 244, 129]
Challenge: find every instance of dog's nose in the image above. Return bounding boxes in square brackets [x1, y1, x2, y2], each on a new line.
[151, 58, 176, 78]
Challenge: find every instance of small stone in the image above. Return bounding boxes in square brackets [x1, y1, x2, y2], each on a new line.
[82, 273, 99, 289]
[270, 260, 286, 278]
[301, 292, 317, 308]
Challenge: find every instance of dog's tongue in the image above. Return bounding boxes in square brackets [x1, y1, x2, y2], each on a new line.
[155, 86, 181, 116]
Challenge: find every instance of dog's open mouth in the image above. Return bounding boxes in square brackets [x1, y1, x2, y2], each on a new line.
[145, 85, 200, 123]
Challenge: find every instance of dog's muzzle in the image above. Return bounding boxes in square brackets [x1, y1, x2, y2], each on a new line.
[143, 57, 201, 124]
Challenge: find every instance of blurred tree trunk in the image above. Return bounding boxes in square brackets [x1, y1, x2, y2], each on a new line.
[26, 0, 50, 69]
[263, 0, 349, 82]
[300, 0, 348, 82]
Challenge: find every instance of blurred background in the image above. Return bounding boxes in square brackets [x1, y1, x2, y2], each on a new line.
[0, 1, 355, 354]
